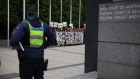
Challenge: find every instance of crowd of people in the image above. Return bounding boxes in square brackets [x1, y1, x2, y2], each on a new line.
[50, 23, 86, 33]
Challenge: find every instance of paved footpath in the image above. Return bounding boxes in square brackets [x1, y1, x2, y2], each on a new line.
[0, 45, 85, 79]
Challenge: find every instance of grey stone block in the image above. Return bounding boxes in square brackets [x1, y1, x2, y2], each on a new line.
[98, 1, 140, 79]
[65, 72, 97, 79]
[131, 45, 140, 66]
[98, 23, 140, 44]
[98, 42, 140, 67]
[98, 42, 132, 65]
[98, 61, 140, 79]
[99, 2, 140, 23]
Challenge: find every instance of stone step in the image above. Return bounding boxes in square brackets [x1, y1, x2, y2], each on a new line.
[65, 71, 97, 79]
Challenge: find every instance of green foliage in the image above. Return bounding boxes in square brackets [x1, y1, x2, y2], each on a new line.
[0, 0, 7, 25]
[0, 0, 86, 32]
[10, 0, 23, 26]
[0, 0, 7, 39]
[73, 0, 80, 27]
[62, 0, 70, 24]
[40, 0, 49, 23]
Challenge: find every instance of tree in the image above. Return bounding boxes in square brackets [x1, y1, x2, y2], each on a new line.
[0, 0, 8, 39]
[0, 0, 86, 39]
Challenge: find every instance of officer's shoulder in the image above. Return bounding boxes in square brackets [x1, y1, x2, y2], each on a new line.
[20, 21, 29, 28]
[16, 21, 26, 29]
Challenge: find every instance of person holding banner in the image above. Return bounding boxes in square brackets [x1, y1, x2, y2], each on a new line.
[10, 7, 56, 79]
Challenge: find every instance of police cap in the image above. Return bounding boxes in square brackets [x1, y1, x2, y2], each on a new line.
[26, 7, 37, 13]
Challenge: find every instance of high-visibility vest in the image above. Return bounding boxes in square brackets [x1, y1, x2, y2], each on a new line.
[24, 20, 44, 48]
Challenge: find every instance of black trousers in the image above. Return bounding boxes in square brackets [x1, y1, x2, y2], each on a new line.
[17, 50, 44, 79]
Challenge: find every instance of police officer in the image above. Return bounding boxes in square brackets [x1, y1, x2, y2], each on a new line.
[10, 7, 56, 79]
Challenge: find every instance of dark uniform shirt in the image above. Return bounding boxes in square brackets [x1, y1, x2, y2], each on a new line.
[10, 16, 56, 58]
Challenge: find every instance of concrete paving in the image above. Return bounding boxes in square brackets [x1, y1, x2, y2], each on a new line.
[66, 71, 97, 79]
[0, 45, 85, 79]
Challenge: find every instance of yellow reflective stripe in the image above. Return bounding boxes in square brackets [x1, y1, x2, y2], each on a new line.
[30, 35, 43, 39]
[24, 20, 31, 27]
[30, 39, 43, 45]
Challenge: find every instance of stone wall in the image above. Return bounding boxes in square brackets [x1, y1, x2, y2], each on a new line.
[98, 1, 140, 79]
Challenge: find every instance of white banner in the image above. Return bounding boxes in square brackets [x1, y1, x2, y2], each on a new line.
[56, 32, 84, 45]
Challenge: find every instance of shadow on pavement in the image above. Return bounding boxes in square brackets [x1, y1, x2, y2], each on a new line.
[0, 63, 84, 79]
[0, 73, 19, 79]
[48, 63, 84, 71]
